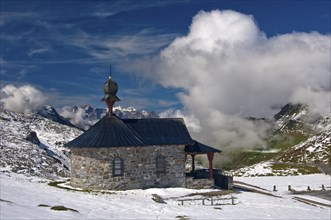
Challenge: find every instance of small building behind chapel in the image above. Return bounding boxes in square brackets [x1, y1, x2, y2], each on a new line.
[65, 68, 221, 190]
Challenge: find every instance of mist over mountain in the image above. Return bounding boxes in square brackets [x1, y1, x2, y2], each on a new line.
[59, 104, 159, 130]
[1, 100, 329, 179]
[36, 105, 78, 128]
[124, 10, 330, 155]
[227, 103, 330, 176]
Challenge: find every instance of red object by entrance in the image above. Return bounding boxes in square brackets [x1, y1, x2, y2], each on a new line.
[207, 153, 214, 179]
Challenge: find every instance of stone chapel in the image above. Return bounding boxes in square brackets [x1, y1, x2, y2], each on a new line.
[64, 68, 221, 190]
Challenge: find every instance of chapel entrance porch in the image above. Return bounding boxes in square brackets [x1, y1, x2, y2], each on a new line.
[184, 141, 231, 189]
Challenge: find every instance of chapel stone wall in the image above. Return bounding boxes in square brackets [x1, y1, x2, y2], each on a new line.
[70, 145, 186, 190]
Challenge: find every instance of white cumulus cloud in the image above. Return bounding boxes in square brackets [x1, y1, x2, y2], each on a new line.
[0, 84, 47, 113]
[123, 10, 331, 152]
[159, 108, 201, 132]
[59, 106, 97, 130]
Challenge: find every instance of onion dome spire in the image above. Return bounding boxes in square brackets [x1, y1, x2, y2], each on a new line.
[101, 64, 120, 114]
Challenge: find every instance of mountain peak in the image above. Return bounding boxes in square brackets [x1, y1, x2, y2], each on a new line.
[81, 104, 93, 112]
[37, 105, 77, 128]
[274, 103, 307, 120]
[59, 105, 159, 130]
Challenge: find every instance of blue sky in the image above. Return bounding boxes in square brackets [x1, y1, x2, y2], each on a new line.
[1, 0, 330, 113]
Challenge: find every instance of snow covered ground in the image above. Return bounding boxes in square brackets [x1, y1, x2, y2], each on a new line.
[1, 172, 330, 219]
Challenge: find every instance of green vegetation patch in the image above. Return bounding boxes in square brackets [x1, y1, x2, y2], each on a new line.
[50, 205, 79, 213]
[48, 180, 91, 193]
[222, 130, 310, 171]
[38, 204, 50, 207]
[222, 151, 278, 170]
[48, 180, 67, 187]
[176, 215, 190, 220]
[271, 163, 320, 175]
[267, 132, 308, 150]
[48, 180, 116, 196]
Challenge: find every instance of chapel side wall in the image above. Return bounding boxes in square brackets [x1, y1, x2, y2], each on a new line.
[70, 145, 186, 190]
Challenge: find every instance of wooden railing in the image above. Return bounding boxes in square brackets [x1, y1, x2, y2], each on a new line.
[178, 195, 237, 205]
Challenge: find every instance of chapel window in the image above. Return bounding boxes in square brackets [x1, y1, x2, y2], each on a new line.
[113, 158, 123, 176]
[156, 155, 166, 174]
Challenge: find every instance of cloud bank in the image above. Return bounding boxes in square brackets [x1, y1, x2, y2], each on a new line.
[1, 84, 47, 113]
[59, 106, 97, 130]
[124, 10, 330, 152]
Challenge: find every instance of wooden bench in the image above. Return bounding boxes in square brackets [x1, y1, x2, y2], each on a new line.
[178, 196, 237, 205]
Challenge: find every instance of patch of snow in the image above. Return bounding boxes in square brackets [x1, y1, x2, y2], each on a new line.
[1, 172, 330, 219]
[247, 149, 280, 153]
[231, 162, 274, 177]
[0, 108, 81, 179]
[236, 174, 331, 193]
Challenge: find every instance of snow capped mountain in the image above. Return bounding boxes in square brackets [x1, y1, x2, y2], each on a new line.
[61, 104, 159, 130]
[0, 104, 159, 179]
[1, 108, 330, 220]
[78, 104, 106, 121]
[232, 103, 331, 177]
[37, 105, 78, 128]
[113, 105, 159, 119]
[1, 102, 329, 180]
[277, 117, 331, 164]
[233, 125, 331, 177]
[273, 103, 325, 134]
[0, 108, 82, 180]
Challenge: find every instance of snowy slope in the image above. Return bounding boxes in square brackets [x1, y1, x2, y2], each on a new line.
[0, 108, 82, 179]
[278, 121, 331, 164]
[1, 172, 330, 219]
[273, 103, 326, 135]
[37, 105, 77, 128]
[230, 104, 331, 177]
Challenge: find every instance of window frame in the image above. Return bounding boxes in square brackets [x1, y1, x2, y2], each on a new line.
[156, 155, 166, 174]
[113, 157, 124, 177]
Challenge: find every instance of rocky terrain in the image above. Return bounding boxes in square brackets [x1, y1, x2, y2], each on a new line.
[232, 103, 331, 176]
[0, 105, 159, 180]
[1, 103, 329, 180]
[0, 108, 82, 180]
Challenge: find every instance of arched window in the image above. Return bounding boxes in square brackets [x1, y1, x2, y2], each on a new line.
[113, 158, 123, 176]
[156, 155, 166, 174]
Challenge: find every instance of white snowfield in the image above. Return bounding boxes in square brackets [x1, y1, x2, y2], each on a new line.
[1, 172, 330, 220]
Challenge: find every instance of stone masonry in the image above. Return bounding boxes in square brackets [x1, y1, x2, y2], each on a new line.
[70, 145, 186, 190]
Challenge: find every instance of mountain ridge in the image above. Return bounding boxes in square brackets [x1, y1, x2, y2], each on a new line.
[61, 104, 159, 130]
[0, 105, 160, 180]
[230, 103, 330, 176]
[1, 103, 329, 180]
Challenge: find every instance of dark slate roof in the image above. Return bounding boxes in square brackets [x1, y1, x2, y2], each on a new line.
[64, 114, 145, 148]
[64, 116, 195, 148]
[185, 140, 222, 154]
[123, 118, 195, 146]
